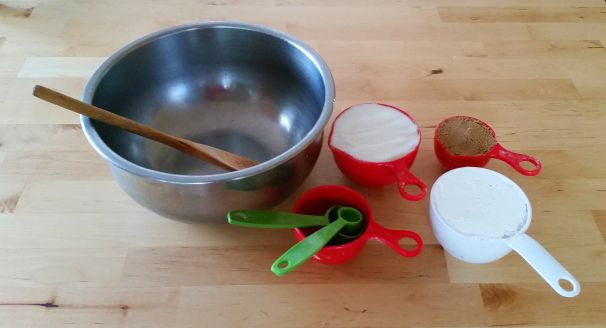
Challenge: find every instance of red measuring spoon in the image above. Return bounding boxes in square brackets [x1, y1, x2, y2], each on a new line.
[434, 116, 541, 176]
[292, 185, 423, 265]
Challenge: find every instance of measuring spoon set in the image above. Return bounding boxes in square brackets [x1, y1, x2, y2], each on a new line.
[228, 103, 580, 298]
[228, 185, 423, 276]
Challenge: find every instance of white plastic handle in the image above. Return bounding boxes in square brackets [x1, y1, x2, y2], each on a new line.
[507, 233, 580, 298]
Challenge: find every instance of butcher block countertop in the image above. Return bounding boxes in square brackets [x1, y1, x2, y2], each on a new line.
[1, 1, 606, 327]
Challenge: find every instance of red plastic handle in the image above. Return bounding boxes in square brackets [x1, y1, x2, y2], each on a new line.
[366, 223, 423, 258]
[388, 163, 427, 201]
[488, 144, 542, 176]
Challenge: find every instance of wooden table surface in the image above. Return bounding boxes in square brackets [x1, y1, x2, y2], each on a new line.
[2, 1, 606, 327]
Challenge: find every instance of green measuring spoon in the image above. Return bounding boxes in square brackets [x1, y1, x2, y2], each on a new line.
[228, 206, 365, 245]
[227, 208, 335, 228]
[270, 207, 363, 276]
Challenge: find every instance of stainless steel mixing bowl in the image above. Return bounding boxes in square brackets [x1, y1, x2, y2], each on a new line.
[81, 22, 335, 223]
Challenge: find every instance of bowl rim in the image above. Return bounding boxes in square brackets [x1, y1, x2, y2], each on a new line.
[81, 21, 335, 184]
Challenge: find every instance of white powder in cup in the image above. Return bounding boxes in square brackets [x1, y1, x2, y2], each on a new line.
[330, 103, 420, 163]
[431, 167, 529, 239]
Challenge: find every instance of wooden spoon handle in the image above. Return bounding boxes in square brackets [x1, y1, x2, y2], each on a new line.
[34, 85, 175, 143]
[33, 85, 257, 171]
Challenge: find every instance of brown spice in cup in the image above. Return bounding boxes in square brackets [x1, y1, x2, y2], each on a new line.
[438, 118, 497, 156]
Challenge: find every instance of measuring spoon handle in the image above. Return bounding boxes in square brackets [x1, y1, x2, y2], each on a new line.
[507, 233, 580, 298]
[228, 210, 329, 228]
[388, 162, 427, 201]
[271, 219, 347, 276]
[488, 144, 542, 176]
[367, 222, 423, 257]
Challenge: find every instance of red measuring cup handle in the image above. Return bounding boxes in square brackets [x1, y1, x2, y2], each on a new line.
[367, 222, 423, 258]
[488, 144, 542, 176]
[387, 163, 427, 201]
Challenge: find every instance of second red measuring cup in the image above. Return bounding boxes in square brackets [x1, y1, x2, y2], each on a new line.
[292, 185, 423, 265]
[434, 116, 542, 176]
[329, 103, 427, 201]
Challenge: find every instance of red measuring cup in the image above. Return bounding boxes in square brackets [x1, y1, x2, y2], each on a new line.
[292, 185, 423, 265]
[328, 103, 427, 201]
[434, 116, 542, 176]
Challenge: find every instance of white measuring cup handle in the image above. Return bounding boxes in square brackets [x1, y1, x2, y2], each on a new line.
[507, 233, 580, 297]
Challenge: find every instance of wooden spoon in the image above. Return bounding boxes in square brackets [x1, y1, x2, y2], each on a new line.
[33, 85, 258, 171]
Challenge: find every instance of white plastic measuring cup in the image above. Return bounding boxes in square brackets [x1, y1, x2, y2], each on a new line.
[429, 167, 580, 298]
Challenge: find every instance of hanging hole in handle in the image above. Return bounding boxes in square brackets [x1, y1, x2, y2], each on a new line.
[396, 175, 427, 201]
[390, 163, 427, 201]
[234, 212, 247, 220]
[519, 160, 538, 171]
[558, 278, 574, 292]
[397, 236, 421, 252]
[277, 260, 289, 269]
[403, 184, 423, 197]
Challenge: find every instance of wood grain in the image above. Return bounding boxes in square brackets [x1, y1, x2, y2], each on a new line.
[438, 7, 606, 23]
[1, 1, 605, 327]
[483, 40, 605, 59]
[176, 284, 486, 327]
[18, 57, 105, 78]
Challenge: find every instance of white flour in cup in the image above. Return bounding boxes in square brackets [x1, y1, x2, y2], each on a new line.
[431, 167, 529, 239]
[330, 103, 420, 163]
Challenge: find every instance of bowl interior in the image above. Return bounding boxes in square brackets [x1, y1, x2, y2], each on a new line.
[90, 25, 327, 175]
